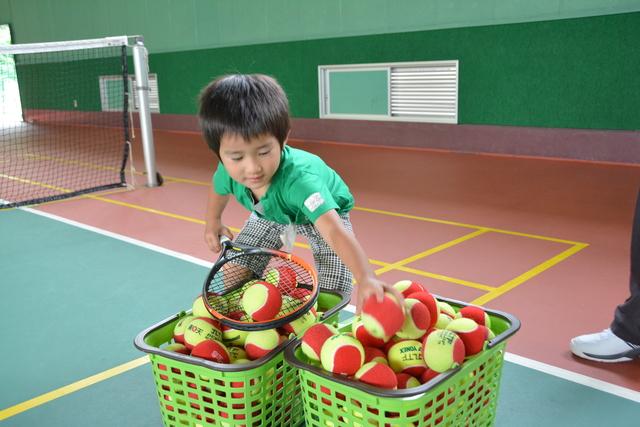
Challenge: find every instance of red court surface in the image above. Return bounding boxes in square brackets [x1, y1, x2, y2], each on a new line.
[35, 129, 640, 392]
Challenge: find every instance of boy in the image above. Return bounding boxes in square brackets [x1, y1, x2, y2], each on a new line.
[198, 74, 402, 312]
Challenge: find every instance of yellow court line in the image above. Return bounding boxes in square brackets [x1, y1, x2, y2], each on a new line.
[367, 259, 494, 291]
[393, 265, 495, 292]
[0, 356, 150, 422]
[25, 152, 117, 173]
[353, 206, 585, 246]
[0, 173, 71, 193]
[374, 229, 489, 276]
[471, 242, 589, 306]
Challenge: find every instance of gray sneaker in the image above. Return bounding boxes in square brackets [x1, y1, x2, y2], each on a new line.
[570, 328, 640, 363]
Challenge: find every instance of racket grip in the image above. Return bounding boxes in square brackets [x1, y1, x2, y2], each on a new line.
[219, 235, 231, 244]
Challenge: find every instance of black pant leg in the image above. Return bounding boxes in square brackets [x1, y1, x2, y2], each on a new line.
[610, 188, 640, 344]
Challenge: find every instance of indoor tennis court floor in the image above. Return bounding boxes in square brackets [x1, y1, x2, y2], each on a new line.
[2, 130, 640, 426]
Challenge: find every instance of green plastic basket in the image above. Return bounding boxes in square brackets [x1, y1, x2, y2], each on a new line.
[284, 297, 520, 427]
[135, 290, 349, 427]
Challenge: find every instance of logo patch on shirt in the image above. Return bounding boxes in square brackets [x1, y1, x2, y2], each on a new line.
[304, 192, 324, 212]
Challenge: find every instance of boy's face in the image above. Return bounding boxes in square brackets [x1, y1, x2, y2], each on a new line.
[219, 133, 283, 194]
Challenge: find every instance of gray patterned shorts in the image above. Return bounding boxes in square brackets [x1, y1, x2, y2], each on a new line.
[234, 212, 354, 294]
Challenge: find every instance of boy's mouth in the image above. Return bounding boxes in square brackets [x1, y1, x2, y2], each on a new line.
[245, 175, 264, 183]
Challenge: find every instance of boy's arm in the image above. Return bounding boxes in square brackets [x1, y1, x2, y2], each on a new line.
[314, 209, 404, 313]
[204, 186, 233, 252]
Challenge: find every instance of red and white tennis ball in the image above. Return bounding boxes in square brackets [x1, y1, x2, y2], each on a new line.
[227, 346, 248, 362]
[445, 318, 489, 356]
[183, 317, 222, 350]
[242, 281, 283, 321]
[435, 301, 457, 329]
[458, 306, 492, 329]
[281, 308, 317, 336]
[320, 333, 364, 375]
[423, 329, 465, 373]
[173, 314, 195, 344]
[364, 346, 388, 365]
[301, 323, 337, 361]
[387, 340, 427, 377]
[163, 343, 190, 354]
[352, 316, 387, 348]
[289, 287, 313, 300]
[265, 266, 297, 293]
[396, 373, 421, 389]
[396, 298, 431, 339]
[362, 292, 405, 340]
[244, 329, 280, 360]
[406, 291, 440, 329]
[222, 325, 249, 347]
[354, 362, 398, 389]
[190, 339, 230, 363]
[420, 368, 439, 384]
[393, 280, 424, 297]
[192, 295, 215, 319]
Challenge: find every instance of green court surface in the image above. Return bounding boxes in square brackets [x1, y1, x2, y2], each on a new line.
[2, 209, 639, 426]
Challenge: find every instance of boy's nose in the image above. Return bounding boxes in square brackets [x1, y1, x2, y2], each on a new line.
[245, 158, 262, 174]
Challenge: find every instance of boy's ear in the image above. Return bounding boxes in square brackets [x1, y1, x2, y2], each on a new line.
[283, 130, 291, 147]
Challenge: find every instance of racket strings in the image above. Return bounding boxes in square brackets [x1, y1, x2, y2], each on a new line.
[205, 252, 315, 321]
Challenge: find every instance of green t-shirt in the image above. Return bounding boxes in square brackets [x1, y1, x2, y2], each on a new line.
[213, 146, 354, 224]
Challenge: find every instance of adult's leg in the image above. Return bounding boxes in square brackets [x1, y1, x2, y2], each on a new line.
[610, 188, 640, 345]
[570, 189, 640, 362]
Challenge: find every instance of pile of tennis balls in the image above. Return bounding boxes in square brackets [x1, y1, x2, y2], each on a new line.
[161, 266, 319, 364]
[300, 280, 494, 390]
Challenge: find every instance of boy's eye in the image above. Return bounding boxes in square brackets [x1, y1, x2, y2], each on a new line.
[258, 150, 271, 156]
[230, 157, 243, 161]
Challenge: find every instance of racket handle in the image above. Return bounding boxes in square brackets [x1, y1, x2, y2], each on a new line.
[219, 235, 231, 244]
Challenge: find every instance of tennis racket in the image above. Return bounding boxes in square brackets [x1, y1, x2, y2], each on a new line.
[202, 236, 319, 331]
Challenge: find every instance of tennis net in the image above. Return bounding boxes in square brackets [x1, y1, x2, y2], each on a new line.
[0, 36, 131, 209]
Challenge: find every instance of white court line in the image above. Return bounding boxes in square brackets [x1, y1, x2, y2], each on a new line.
[21, 207, 213, 269]
[17, 207, 640, 404]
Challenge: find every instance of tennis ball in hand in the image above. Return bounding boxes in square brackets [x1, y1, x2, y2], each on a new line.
[354, 362, 398, 389]
[396, 298, 431, 339]
[458, 305, 492, 329]
[242, 281, 282, 321]
[362, 292, 405, 340]
[183, 317, 222, 350]
[387, 340, 427, 377]
[190, 339, 230, 363]
[173, 314, 195, 344]
[445, 318, 489, 356]
[244, 329, 280, 360]
[300, 323, 337, 361]
[392, 280, 424, 297]
[265, 266, 298, 293]
[423, 329, 465, 373]
[320, 333, 364, 375]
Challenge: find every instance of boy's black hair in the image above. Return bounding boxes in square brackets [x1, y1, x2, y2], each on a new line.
[198, 74, 291, 158]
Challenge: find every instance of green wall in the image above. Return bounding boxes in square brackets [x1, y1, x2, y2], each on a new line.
[1, 0, 640, 54]
[151, 12, 640, 130]
[2, 2, 639, 130]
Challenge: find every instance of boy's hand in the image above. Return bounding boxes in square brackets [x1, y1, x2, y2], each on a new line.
[204, 221, 234, 252]
[355, 275, 405, 315]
